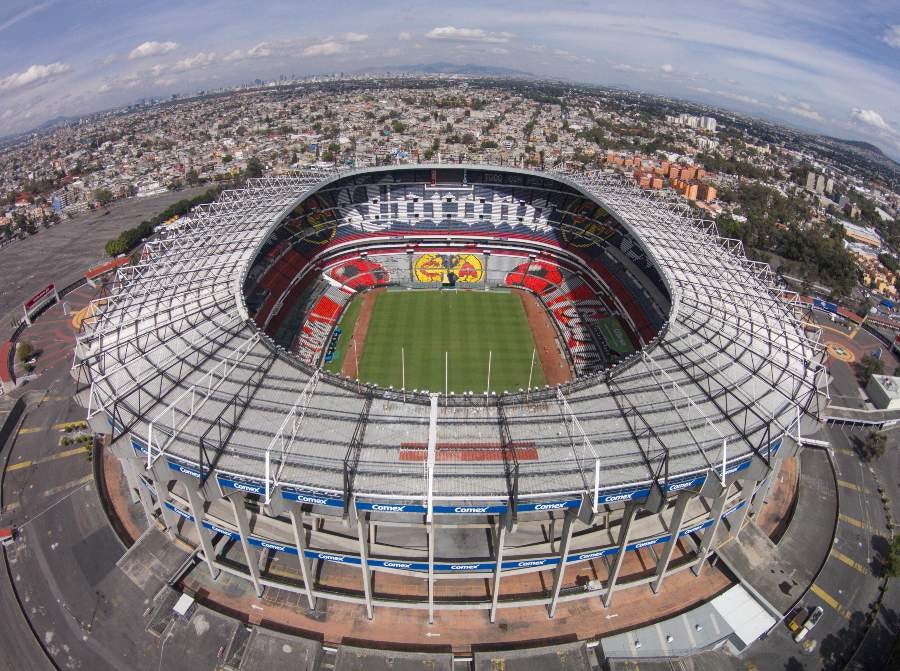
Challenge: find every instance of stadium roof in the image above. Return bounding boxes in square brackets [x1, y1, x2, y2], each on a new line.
[75, 164, 826, 508]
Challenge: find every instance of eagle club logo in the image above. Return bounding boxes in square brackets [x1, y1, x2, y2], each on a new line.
[413, 253, 484, 283]
[283, 196, 338, 244]
[560, 199, 616, 248]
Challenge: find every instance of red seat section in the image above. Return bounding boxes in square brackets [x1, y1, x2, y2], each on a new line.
[399, 442, 539, 462]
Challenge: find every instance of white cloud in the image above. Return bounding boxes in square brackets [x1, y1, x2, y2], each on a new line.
[883, 25, 900, 48]
[611, 62, 649, 73]
[222, 42, 272, 62]
[398, 31, 412, 41]
[97, 82, 112, 93]
[303, 40, 346, 57]
[851, 108, 896, 135]
[172, 52, 217, 72]
[789, 105, 822, 122]
[426, 26, 513, 43]
[716, 90, 767, 107]
[0, 2, 53, 34]
[247, 42, 272, 57]
[660, 63, 673, 73]
[0, 62, 71, 91]
[343, 32, 368, 43]
[129, 41, 177, 60]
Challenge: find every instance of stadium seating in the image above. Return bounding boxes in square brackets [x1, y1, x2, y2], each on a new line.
[293, 282, 355, 365]
[245, 181, 669, 375]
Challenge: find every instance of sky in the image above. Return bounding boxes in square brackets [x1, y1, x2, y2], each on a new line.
[0, 0, 898, 159]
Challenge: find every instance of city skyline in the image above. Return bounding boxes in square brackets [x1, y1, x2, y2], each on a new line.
[1, 0, 899, 159]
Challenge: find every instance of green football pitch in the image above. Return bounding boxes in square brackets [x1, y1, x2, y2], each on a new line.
[330, 289, 547, 393]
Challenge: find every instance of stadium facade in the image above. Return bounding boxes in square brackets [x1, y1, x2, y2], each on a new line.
[73, 165, 826, 622]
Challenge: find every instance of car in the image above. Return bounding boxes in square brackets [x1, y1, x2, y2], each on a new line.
[786, 606, 808, 633]
[0, 527, 16, 547]
[794, 606, 824, 642]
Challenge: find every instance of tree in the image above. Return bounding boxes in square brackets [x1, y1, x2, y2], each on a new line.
[859, 430, 887, 462]
[186, 168, 200, 186]
[244, 157, 263, 179]
[16, 341, 33, 363]
[887, 535, 900, 578]
[859, 354, 884, 383]
[92, 189, 114, 205]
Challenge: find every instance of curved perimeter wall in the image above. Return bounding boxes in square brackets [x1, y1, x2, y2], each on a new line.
[75, 165, 825, 620]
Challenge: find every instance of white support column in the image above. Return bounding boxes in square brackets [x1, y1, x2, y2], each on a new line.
[426, 394, 438, 523]
[288, 508, 317, 610]
[427, 521, 435, 624]
[356, 516, 374, 619]
[548, 510, 576, 618]
[602, 502, 639, 608]
[489, 514, 508, 623]
[184, 485, 220, 581]
[692, 484, 731, 577]
[227, 494, 263, 597]
[650, 491, 692, 594]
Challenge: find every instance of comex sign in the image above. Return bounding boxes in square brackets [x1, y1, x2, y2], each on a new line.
[163, 501, 733, 574]
[218, 476, 265, 496]
[355, 500, 580, 514]
[282, 489, 343, 507]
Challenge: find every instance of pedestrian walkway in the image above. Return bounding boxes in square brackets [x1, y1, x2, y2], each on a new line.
[716, 448, 837, 615]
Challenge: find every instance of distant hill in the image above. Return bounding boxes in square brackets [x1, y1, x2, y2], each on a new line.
[813, 135, 900, 175]
[836, 139, 888, 157]
[359, 62, 534, 77]
[35, 115, 79, 130]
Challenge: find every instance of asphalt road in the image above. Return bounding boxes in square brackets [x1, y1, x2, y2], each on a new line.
[0, 299, 249, 671]
[0, 187, 208, 334]
[742, 425, 894, 670]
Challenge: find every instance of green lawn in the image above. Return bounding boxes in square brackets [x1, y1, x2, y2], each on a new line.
[324, 292, 364, 373]
[356, 290, 546, 393]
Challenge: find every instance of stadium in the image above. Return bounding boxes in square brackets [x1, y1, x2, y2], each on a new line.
[73, 164, 827, 623]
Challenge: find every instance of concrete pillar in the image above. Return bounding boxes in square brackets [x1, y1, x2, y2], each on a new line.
[548, 510, 575, 618]
[602, 502, 639, 608]
[158, 493, 180, 537]
[650, 491, 691, 594]
[692, 484, 730, 577]
[489, 514, 508, 623]
[750, 451, 782, 517]
[134, 473, 158, 529]
[356, 516, 374, 619]
[121, 456, 156, 528]
[227, 494, 263, 597]
[728, 480, 756, 540]
[184, 485, 220, 581]
[120, 457, 142, 505]
[288, 508, 317, 610]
